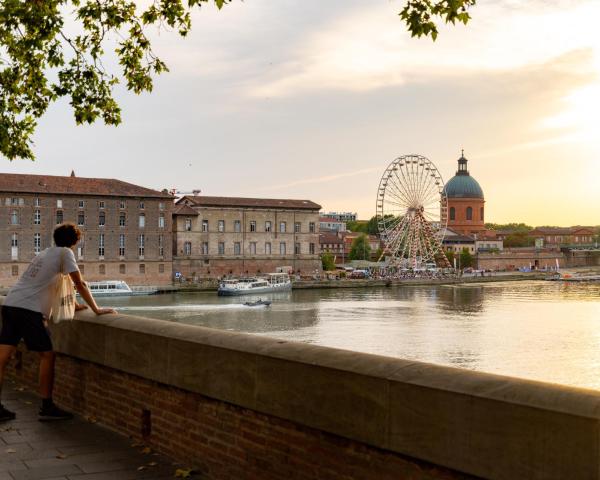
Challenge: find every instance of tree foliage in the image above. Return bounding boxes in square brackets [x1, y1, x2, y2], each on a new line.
[503, 233, 535, 248]
[459, 248, 474, 269]
[321, 252, 336, 271]
[0, 0, 475, 160]
[485, 223, 533, 233]
[349, 234, 371, 261]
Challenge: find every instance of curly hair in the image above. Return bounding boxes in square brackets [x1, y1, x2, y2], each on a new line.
[53, 223, 81, 248]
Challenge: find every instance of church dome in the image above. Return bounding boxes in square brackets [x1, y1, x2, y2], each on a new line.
[444, 153, 484, 199]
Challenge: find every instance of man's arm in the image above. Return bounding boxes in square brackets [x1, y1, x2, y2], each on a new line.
[69, 270, 116, 315]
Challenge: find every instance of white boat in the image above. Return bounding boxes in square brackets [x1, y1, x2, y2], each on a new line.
[77, 280, 157, 297]
[218, 273, 292, 296]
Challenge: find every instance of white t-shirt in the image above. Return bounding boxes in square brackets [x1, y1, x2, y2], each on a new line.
[4, 247, 79, 317]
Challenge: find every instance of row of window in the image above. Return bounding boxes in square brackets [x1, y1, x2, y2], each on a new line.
[182, 241, 316, 256]
[5, 197, 165, 210]
[10, 263, 166, 277]
[8, 210, 165, 228]
[184, 219, 316, 234]
[9, 234, 165, 259]
[449, 206, 484, 221]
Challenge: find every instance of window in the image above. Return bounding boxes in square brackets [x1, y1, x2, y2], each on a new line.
[77, 241, 84, 259]
[159, 213, 165, 229]
[11, 233, 18, 247]
[250, 221, 256, 232]
[159, 202, 165, 211]
[139, 214, 145, 228]
[11, 266, 18, 277]
[99, 201, 105, 209]
[480, 207, 484, 221]
[202, 220, 208, 232]
[99, 212, 105, 227]
[185, 218, 192, 231]
[295, 222, 301, 233]
[449, 207, 456, 221]
[279, 222, 286, 233]
[139, 201, 145, 209]
[295, 243, 301, 254]
[202, 242, 209, 255]
[159, 264, 165, 273]
[10, 210, 19, 225]
[119, 264, 126, 274]
[56, 210, 63, 224]
[234, 220, 241, 232]
[119, 200, 126, 209]
[249, 242, 256, 255]
[139, 264, 146, 274]
[218, 242, 225, 255]
[34, 210, 41, 225]
[119, 234, 125, 257]
[78, 200, 85, 208]
[218, 220, 225, 232]
[265, 221, 272, 232]
[466, 207, 473, 221]
[265, 242, 271, 255]
[98, 234, 105, 257]
[99, 263, 105, 274]
[34, 233, 41, 254]
[77, 212, 85, 226]
[309, 243, 315, 254]
[309, 222, 315, 233]
[119, 213, 126, 227]
[158, 235, 164, 257]
[139, 234, 145, 257]
[184, 241, 192, 256]
[234, 242, 241, 255]
[56, 199, 63, 208]
[280, 242, 286, 255]
[34, 197, 41, 207]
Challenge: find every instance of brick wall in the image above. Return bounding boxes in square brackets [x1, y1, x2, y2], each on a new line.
[8, 349, 468, 480]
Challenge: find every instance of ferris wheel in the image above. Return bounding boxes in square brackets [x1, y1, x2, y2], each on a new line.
[376, 154, 451, 268]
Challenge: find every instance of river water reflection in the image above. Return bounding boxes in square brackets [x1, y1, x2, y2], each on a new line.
[99, 281, 600, 389]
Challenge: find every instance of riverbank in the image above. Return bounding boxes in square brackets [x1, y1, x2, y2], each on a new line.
[171, 271, 549, 292]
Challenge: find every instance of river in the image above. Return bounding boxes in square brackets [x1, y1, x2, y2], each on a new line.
[99, 280, 600, 389]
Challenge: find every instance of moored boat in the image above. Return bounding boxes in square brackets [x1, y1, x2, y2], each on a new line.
[218, 273, 292, 296]
[77, 280, 157, 297]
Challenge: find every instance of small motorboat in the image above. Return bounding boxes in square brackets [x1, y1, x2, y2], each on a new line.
[243, 299, 272, 307]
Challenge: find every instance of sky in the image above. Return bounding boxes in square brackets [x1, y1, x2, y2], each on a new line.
[3, 0, 600, 226]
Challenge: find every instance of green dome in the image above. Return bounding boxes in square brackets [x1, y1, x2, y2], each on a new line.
[444, 153, 484, 199]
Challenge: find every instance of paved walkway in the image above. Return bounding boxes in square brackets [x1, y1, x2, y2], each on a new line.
[0, 381, 190, 480]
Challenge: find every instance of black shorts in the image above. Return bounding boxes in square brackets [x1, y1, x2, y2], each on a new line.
[0, 306, 53, 352]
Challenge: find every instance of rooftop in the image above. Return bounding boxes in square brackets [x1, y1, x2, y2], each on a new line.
[0, 173, 172, 199]
[178, 195, 321, 211]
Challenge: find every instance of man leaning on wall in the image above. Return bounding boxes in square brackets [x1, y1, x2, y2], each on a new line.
[0, 223, 115, 421]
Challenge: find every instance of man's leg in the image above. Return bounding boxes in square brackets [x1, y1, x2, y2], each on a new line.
[38, 350, 55, 399]
[0, 344, 17, 421]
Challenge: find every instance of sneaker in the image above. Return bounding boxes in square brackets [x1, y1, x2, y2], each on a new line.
[38, 403, 73, 421]
[0, 404, 16, 422]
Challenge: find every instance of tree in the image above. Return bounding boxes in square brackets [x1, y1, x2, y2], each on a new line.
[503, 233, 534, 248]
[459, 248, 474, 269]
[349, 234, 371, 261]
[321, 252, 336, 271]
[346, 221, 369, 234]
[0, 1, 476, 160]
[485, 223, 532, 233]
[445, 250, 455, 267]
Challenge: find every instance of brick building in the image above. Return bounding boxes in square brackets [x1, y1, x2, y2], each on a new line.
[173, 195, 321, 278]
[528, 227, 596, 247]
[444, 153, 486, 236]
[0, 172, 173, 287]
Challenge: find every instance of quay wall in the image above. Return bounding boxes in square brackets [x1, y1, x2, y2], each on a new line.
[3, 302, 600, 479]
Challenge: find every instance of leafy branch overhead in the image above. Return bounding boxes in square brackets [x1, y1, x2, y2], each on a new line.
[0, 0, 475, 161]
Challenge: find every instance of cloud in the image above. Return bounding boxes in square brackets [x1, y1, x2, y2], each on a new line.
[246, 0, 600, 97]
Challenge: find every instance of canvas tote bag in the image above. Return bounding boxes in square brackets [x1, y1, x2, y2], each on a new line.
[50, 247, 76, 323]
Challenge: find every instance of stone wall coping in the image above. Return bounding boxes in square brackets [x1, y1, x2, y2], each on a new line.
[2, 297, 600, 479]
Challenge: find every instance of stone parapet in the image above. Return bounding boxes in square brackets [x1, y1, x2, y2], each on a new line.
[2, 299, 600, 479]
